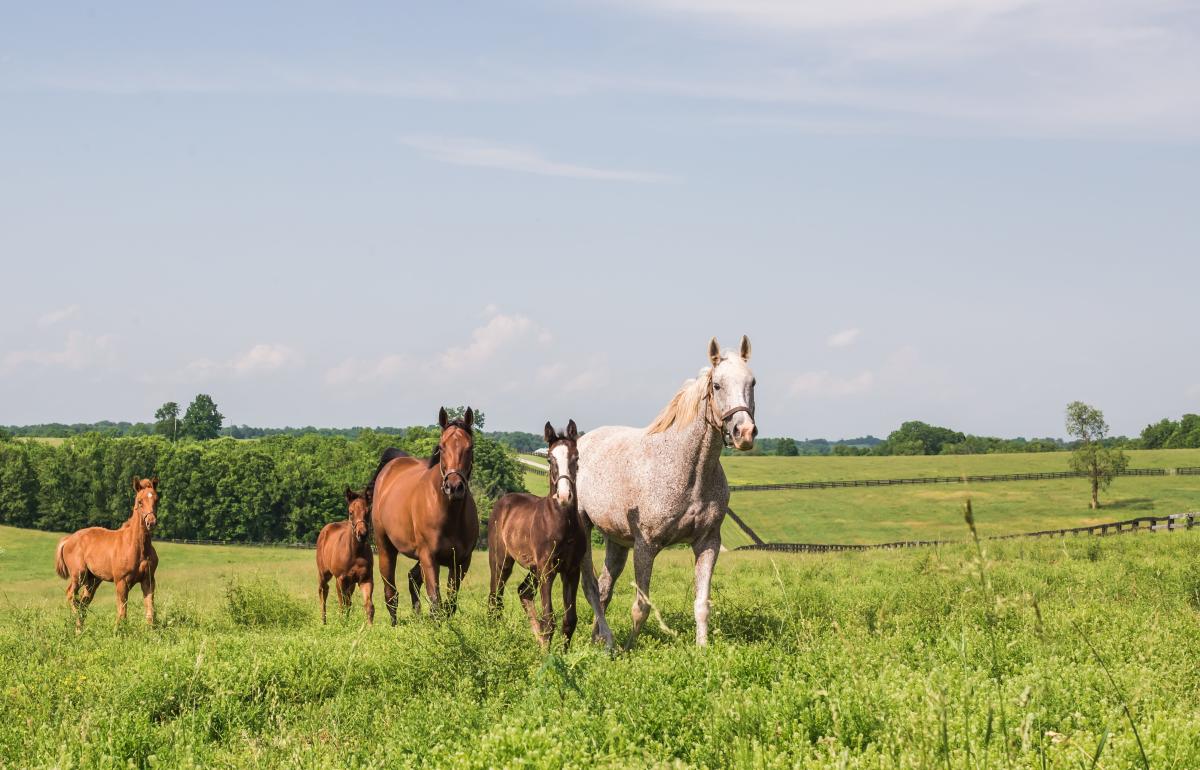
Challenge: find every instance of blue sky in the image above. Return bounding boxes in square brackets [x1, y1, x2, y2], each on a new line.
[2, 1, 1198, 438]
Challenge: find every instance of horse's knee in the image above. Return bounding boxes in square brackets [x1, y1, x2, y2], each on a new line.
[631, 595, 650, 626]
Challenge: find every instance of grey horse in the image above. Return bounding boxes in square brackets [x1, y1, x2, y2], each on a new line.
[576, 336, 757, 649]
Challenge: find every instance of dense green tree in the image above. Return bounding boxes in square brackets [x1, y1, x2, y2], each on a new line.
[1066, 401, 1129, 509]
[1165, 414, 1200, 449]
[0, 442, 39, 526]
[1140, 418, 1176, 449]
[775, 438, 799, 456]
[181, 394, 224, 440]
[880, 421, 965, 456]
[154, 402, 181, 441]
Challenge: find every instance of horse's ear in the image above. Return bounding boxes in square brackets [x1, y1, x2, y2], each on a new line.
[463, 407, 474, 431]
[740, 335, 752, 361]
[132, 475, 141, 491]
[149, 476, 159, 489]
[543, 421, 556, 444]
[708, 337, 721, 367]
[566, 419, 578, 440]
[344, 486, 356, 503]
[438, 407, 449, 429]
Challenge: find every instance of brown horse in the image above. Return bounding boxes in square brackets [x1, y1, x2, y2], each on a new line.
[55, 476, 159, 629]
[316, 487, 375, 624]
[488, 420, 585, 649]
[369, 407, 479, 622]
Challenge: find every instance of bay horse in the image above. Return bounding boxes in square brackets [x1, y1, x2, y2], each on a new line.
[55, 475, 160, 630]
[316, 487, 375, 624]
[488, 420, 585, 649]
[577, 336, 757, 649]
[369, 407, 479, 622]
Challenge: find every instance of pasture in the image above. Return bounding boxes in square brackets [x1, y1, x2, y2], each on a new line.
[3, 523, 1200, 768]
[532, 449, 1200, 549]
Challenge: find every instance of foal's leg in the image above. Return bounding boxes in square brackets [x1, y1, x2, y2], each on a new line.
[337, 577, 354, 617]
[77, 575, 101, 629]
[488, 548, 515, 619]
[625, 541, 659, 651]
[140, 572, 156, 626]
[114, 578, 130, 623]
[561, 567, 581, 650]
[517, 571, 541, 640]
[537, 572, 556, 650]
[361, 580, 374, 625]
[376, 540, 400, 626]
[318, 572, 331, 625]
[692, 531, 721, 647]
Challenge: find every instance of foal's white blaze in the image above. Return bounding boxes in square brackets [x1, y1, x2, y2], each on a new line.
[550, 444, 573, 505]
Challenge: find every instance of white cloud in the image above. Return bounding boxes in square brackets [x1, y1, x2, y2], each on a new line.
[324, 354, 410, 387]
[1, 330, 118, 371]
[435, 312, 548, 373]
[183, 344, 302, 380]
[37, 304, 80, 327]
[790, 370, 875, 398]
[827, 328, 861, 348]
[398, 135, 672, 183]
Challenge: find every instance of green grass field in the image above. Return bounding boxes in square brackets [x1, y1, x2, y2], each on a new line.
[3, 523, 1200, 768]
[526, 449, 1200, 549]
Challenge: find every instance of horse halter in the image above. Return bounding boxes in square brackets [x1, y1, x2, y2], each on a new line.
[135, 493, 157, 529]
[706, 379, 755, 448]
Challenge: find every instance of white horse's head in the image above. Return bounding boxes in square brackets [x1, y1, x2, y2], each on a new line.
[708, 335, 757, 451]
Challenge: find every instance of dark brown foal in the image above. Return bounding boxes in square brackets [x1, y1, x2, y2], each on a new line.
[488, 420, 586, 649]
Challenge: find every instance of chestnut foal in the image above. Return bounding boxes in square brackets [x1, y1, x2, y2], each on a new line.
[55, 476, 159, 630]
[316, 487, 375, 624]
[488, 420, 586, 649]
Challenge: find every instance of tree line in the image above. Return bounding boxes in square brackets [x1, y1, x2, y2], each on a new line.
[0, 427, 525, 544]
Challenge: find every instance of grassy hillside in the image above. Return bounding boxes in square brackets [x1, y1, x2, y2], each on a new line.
[3, 525, 1200, 767]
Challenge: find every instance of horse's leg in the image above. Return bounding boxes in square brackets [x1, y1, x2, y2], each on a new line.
[538, 572, 556, 650]
[140, 572, 155, 626]
[337, 577, 354, 618]
[76, 575, 98, 631]
[361, 580, 374, 625]
[577, 519, 614, 649]
[517, 571, 541, 640]
[318, 572, 330, 625]
[377, 540, 400, 625]
[114, 578, 130, 624]
[407, 563, 424, 614]
[561, 567, 580, 651]
[418, 553, 441, 617]
[488, 545, 514, 619]
[598, 542, 629, 612]
[692, 532, 721, 647]
[445, 553, 468, 618]
[625, 541, 659, 651]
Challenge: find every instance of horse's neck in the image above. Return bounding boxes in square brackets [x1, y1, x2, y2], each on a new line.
[658, 409, 724, 483]
[123, 511, 150, 556]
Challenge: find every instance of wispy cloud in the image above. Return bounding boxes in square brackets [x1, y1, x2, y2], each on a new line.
[436, 312, 551, 372]
[183, 344, 303, 381]
[790, 370, 875, 398]
[2, 330, 118, 371]
[827, 328, 861, 348]
[399, 135, 673, 183]
[37, 304, 80, 327]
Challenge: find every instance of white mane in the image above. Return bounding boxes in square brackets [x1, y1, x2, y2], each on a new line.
[646, 366, 713, 434]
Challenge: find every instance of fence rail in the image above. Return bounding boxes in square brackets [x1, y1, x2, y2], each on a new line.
[736, 511, 1200, 553]
[728, 467, 1184, 493]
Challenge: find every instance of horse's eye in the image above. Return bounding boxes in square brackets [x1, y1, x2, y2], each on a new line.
[713, 383, 721, 390]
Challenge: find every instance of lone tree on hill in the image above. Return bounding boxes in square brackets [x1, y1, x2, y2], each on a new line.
[154, 401, 181, 442]
[1065, 401, 1128, 509]
[181, 394, 224, 440]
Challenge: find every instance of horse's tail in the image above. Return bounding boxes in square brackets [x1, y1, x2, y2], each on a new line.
[366, 448, 411, 501]
[54, 537, 69, 579]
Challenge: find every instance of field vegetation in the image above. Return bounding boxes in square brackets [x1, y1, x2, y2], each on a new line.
[2, 523, 1199, 768]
